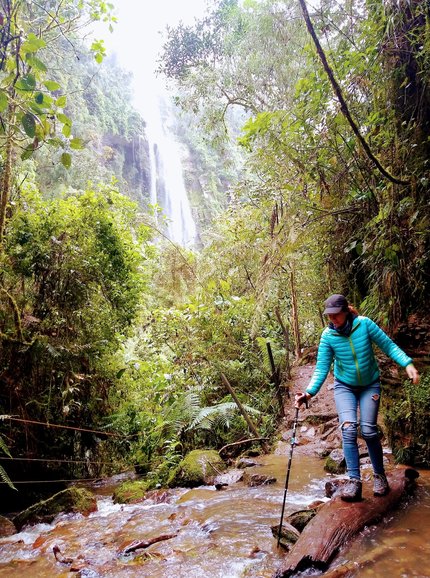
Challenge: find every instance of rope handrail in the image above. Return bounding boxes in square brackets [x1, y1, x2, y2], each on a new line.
[1, 415, 133, 438]
[0, 456, 114, 465]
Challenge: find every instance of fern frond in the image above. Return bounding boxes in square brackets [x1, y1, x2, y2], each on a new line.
[0, 464, 16, 490]
[255, 336, 272, 373]
[0, 435, 12, 458]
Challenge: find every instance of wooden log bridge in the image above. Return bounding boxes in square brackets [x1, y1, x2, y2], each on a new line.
[273, 467, 419, 578]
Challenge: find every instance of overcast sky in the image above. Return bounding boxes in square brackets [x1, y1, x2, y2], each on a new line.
[102, 0, 209, 97]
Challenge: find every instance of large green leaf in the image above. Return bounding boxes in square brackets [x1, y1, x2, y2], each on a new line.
[43, 80, 61, 91]
[22, 113, 36, 137]
[21, 33, 46, 53]
[15, 74, 36, 92]
[61, 152, 72, 168]
[70, 137, 84, 150]
[25, 55, 47, 72]
[21, 143, 35, 160]
[55, 95, 67, 108]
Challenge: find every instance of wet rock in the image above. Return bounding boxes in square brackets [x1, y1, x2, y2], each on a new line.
[0, 515, 16, 537]
[325, 478, 347, 498]
[243, 472, 276, 487]
[270, 522, 301, 549]
[214, 468, 244, 487]
[13, 487, 97, 531]
[286, 509, 317, 532]
[324, 448, 346, 474]
[112, 479, 154, 504]
[236, 458, 259, 469]
[314, 446, 331, 459]
[168, 450, 226, 488]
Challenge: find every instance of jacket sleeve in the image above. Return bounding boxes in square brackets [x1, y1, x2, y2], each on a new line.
[365, 317, 413, 367]
[306, 330, 334, 396]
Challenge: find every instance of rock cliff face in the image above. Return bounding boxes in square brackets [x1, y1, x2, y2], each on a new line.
[102, 132, 151, 205]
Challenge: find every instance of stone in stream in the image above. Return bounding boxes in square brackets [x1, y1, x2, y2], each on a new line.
[286, 509, 318, 532]
[243, 471, 276, 487]
[167, 449, 227, 488]
[13, 487, 97, 531]
[270, 522, 301, 550]
[324, 448, 346, 474]
[214, 468, 244, 488]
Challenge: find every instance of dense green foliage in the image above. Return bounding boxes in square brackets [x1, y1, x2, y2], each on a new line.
[161, 0, 430, 327]
[0, 185, 151, 506]
[384, 373, 430, 466]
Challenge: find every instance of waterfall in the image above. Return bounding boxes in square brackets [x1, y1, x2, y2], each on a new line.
[145, 92, 197, 248]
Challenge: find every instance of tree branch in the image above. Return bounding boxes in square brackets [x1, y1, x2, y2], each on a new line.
[297, 0, 410, 186]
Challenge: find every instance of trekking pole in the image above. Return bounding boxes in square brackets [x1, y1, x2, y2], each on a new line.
[277, 399, 307, 548]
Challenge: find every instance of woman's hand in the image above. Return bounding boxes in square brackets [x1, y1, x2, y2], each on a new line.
[406, 364, 420, 384]
[294, 391, 312, 409]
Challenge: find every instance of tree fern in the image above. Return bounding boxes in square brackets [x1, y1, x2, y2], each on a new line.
[187, 401, 260, 432]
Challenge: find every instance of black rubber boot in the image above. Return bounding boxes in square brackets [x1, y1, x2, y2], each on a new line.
[340, 478, 362, 502]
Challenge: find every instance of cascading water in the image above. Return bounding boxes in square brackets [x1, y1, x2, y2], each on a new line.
[145, 90, 197, 248]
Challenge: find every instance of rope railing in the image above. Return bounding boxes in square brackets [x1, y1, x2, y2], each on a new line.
[0, 415, 142, 487]
[2, 416, 127, 438]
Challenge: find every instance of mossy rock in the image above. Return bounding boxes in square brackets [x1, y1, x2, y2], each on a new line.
[0, 515, 16, 537]
[324, 448, 346, 474]
[112, 479, 155, 504]
[286, 509, 317, 532]
[270, 522, 301, 550]
[168, 450, 226, 488]
[13, 487, 97, 531]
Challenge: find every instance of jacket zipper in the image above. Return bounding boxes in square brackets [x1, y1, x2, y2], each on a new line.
[348, 337, 362, 384]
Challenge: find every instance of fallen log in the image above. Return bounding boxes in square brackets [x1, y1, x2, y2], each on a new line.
[273, 467, 419, 578]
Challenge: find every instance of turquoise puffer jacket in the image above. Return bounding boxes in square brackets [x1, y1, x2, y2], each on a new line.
[306, 316, 412, 396]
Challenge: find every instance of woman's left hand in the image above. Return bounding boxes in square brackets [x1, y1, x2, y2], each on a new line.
[406, 364, 420, 384]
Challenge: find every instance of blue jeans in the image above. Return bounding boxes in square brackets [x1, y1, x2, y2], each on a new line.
[334, 379, 385, 480]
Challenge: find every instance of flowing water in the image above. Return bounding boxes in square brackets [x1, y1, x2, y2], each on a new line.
[0, 455, 429, 577]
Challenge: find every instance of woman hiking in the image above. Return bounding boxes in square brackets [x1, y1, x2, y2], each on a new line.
[295, 294, 420, 502]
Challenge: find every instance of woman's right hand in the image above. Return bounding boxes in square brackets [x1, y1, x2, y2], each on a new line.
[406, 363, 420, 384]
[294, 391, 311, 409]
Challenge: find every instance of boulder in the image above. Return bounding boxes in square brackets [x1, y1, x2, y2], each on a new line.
[168, 450, 226, 488]
[13, 487, 97, 531]
[112, 479, 154, 504]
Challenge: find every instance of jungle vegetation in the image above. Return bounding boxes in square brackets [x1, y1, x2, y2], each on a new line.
[0, 0, 429, 506]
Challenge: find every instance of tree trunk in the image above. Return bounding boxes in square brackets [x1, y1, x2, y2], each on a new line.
[273, 467, 419, 578]
[275, 306, 291, 381]
[290, 267, 301, 360]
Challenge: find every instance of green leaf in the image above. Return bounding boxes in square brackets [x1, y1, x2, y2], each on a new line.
[55, 95, 67, 108]
[22, 113, 36, 137]
[21, 33, 46, 53]
[25, 55, 47, 72]
[47, 137, 65, 147]
[70, 137, 84, 150]
[35, 92, 44, 104]
[61, 152, 72, 168]
[15, 74, 36, 92]
[43, 80, 61, 91]
[21, 144, 35, 160]
[57, 113, 71, 125]
[0, 91, 8, 112]
[62, 123, 71, 137]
